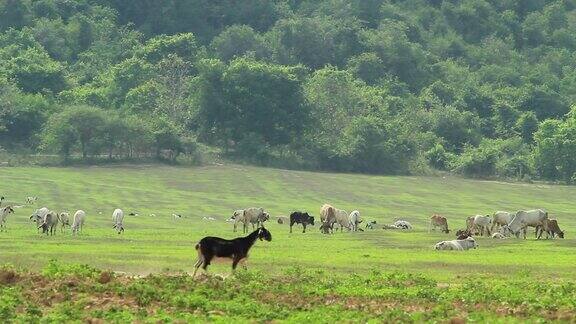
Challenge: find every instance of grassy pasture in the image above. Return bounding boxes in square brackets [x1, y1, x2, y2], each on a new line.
[1, 165, 576, 322]
[0, 165, 575, 280]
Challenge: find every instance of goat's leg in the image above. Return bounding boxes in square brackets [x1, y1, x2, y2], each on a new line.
[231, 255, 243, 272]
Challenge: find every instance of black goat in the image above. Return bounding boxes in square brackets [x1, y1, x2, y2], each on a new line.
[192, 227, 272, 277]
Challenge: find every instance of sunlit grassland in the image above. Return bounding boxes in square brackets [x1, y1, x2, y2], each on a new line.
[0, 165, 575, 281]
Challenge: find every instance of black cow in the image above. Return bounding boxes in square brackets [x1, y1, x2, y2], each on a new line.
[290, 211, 315, 233]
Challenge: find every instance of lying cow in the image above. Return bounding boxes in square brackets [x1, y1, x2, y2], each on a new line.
[434, 237, 477, 251]
[393, 220, 412, 230]
[429, 214, 450, 233]
[289, 211, 314, 233]
[455, 229, 472, 240]
[491, 232, 508, 239]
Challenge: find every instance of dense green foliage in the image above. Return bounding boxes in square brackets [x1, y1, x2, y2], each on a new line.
[2, 0, 576, 180]
[1, 262, 575, 322]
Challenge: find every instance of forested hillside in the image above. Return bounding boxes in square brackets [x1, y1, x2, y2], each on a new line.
[2, 0, 576, 181]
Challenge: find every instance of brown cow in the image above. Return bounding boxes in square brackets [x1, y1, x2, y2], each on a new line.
[320, 204, 336, 234]
[429, 214, 450, 233]
[536, 219, 564, 239]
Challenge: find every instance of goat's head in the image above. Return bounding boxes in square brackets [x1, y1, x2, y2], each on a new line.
[257, 227, 272, 242]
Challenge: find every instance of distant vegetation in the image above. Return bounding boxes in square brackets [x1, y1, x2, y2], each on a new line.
[2, 0, 576, 181]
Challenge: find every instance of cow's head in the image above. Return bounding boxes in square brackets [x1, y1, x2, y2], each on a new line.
[558, 231, 565, 239]
[5, 206, 14, 214]
[434, 241, 447, 250]
[466, 237, 478, 248]
[306, 214, 315, 226]
[443, 228, 450, 234]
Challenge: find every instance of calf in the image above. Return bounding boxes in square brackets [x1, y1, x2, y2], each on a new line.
[536, 219, 564, 239]
[348, 210, 362, 232]
[429, 214, 450, 233]
[455, 229, 472, 240]
[0, 206, 15, 231]
[112, 208, 125, 234]
[192, 227, 272, 277]
[289, 211, 314, 233]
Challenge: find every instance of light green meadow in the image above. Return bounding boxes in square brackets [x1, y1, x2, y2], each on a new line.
[1, 165, 575, 281]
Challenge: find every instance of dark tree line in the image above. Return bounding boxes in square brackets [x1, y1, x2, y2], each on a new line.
[2, 0, 576, 181]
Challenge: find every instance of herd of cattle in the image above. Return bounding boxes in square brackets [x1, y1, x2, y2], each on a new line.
[0, 196, 566, 253]
[0, 196, 125, 235]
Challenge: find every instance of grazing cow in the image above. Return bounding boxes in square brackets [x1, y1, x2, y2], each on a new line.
[434, 237, 477, 251]
[192, 227, 272, 277]
[26, 196, 38, 204]
[365, 220, 377, 229]
[289, 212, 314, 233]
[455, 229, 472, 240]
[429, 214, 450, 233]
[0, 206, 15, 231]
[348, 210, 362, 232]
[473, 215, 492, 236]
[57, 212, 70, 232]
[491, 232, 507, 239]
[320, 204, 336, 234]
[112, 209, 125, 234]
[39, 211, 59, 236]
[238, 208, 269, 233]
[536, 219, 564, 239]
[30, 207, 50, 231]
[393, 220, 412, 230]
[505, 209, 548, 239]
[334, 209, 349, 232]
[491, 211, 513, 233]
[71, 210, 86, 235]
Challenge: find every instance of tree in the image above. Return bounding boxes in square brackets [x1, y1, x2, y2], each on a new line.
[211, 25, 269, 62]
[41, 106, 107, 159]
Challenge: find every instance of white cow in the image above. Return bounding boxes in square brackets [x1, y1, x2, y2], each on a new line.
[112, 209, 124, 234]
[237, 208, 269, 233]
[491, 211, 513, 233]
[0, 206, 15, 231]
[334, 209, 349, 232]
[71, 210, 86, 235]
[348, 210, 362, 232]
[473, 215, 492, 236]
[435, 237, 477, 251]
[30, 207, 50, 230]
[504, 209, 548, 239]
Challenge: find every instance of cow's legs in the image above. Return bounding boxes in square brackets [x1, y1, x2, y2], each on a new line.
[302, 223, 306, 233]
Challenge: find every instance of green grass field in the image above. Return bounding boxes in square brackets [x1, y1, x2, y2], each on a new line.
[1, 165, 575, 322]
